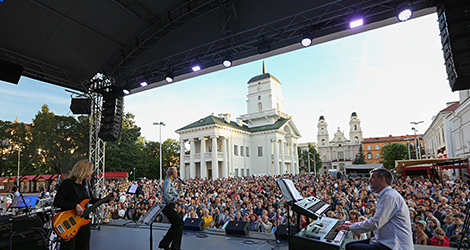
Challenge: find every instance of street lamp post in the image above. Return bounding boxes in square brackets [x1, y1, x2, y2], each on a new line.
[153, 122, 166, 184]
[306, 145, 316, 175]
[16, 146, 20, 187]
[411, 121, 424, 159]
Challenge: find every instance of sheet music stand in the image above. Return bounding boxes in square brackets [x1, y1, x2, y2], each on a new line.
[123, 184, 140, 227]
[140, 203, 166, 250]
[276, 178, 303, 249]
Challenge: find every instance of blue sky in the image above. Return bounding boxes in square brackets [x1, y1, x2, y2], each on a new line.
[0, 13, 458, 144]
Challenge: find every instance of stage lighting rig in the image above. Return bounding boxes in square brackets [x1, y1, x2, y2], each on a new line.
[223, 54, 232, 68]
[191, 59, 202, 72]
[165, 70, 174, 83]
[397, 5, 413, 22]
[300, 31, 312, 47]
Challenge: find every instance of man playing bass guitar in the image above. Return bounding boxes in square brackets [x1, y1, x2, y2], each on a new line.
[53, 159, 117, 250]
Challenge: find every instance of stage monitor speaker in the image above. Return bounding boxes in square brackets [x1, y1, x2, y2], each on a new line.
[184, 218, 204, 231]
[0, 60, 23, 85]
[70, 98, 91, 115]
[437, 0, 470, 91]
[275, 224, 297, 240]
[225, 221, 249, 236]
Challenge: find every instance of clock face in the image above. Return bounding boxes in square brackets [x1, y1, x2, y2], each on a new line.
[257, 86, 261, 91]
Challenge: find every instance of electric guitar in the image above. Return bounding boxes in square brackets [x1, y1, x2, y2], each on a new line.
[52, 193, 113, 239]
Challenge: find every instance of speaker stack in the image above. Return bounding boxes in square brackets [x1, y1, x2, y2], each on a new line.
[99, 92, 124, 141]
[437, 0, 470, 91]
[184, 218, 204, 231]
[225, 221, 249, 236]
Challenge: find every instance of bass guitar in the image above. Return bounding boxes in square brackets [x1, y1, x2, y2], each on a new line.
[52, 193, 113, 239]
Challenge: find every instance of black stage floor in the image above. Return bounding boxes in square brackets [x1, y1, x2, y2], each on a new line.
[91, 220, 288, 250]
[90, 220, 454, 250]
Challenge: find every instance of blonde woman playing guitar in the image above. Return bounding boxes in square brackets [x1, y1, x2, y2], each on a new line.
[53, 160, 117, 250]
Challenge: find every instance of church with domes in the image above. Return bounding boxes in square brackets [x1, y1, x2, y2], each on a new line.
[316, 112, 363, 174]
[176, 64, 301, 179]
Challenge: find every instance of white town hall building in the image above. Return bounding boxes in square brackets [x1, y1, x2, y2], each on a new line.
[176, 66, 301, 179]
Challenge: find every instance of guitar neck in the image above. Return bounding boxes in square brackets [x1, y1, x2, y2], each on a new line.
[83, 193, 113, 218]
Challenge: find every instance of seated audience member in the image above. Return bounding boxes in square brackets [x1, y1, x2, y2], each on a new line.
[202, 209, 213, 228]
[446, 214, 464, 238]
[430, 228, 450, 247]
[414, 221, 430, 245]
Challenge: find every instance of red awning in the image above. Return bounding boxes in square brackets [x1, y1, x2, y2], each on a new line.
[0, 177, 9, 182]
[36, 175, 53, 180]
[21, 175, 37, 181]
[104, 172, 128, 179]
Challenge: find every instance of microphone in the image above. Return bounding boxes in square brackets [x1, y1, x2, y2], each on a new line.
[177, 177, 187, 185]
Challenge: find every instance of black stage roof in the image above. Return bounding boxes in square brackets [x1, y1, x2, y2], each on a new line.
[0, 0, 436, 94]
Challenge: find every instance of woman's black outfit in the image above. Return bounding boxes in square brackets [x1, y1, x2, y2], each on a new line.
[53, 179, 99, 250]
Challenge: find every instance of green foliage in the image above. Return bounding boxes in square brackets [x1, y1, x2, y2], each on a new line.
[379, 143, 409, 169]
[298, 143, 322, 174]
[353, 146, 366, 164]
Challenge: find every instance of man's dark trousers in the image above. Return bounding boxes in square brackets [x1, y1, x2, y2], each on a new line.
[346, 239, 392, 250]
[159, 204, 184, 250]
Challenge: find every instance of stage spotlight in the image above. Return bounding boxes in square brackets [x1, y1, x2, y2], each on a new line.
[349, 17, 364, 29]
[191, 60, 202, 72]
[397, 6, 413, 22]
[165, 71, 174, 83]
[300, 32, 312, 47]
[123, 88, 130, 95]
[223, 54, 232, 68]
[140, 81, 148, 87]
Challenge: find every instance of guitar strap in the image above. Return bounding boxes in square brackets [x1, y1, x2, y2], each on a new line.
[84, 181, 92, 208]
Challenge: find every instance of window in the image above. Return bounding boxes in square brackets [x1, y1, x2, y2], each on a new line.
[258, 95, 261, 100]
[442, 128, 445, 143]
[246, 169, 250, 176]
[241, 169, 245, 176]
[234, 145, 238, 156]
[376, 153, 380, 159]
[367, 145, 371, 150]
[235, 169, 239, 177]
[322, 139, 326, 146]
[258, 146, 263, 156]
[240, 146, 244, 156]
[375, 145, 379, 150]
[338, 151, 344, 159]
[354, 125, 357, 131]
[367, 153, 372, 159]
[246, 147, 250, 157]
[258, 102, 262, 112]
[354, 137, 359, 144]
[321, 128, 324, 133]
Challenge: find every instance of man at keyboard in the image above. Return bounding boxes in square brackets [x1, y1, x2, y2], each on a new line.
[335, 168, 412, 250]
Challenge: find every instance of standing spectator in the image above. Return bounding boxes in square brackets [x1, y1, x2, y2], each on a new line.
[445, 214, 464, 238]
[255, 215, 273, 233]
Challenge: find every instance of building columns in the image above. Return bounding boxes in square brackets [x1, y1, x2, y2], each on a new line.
[222, 137, 228, 178]
[200, 137, 206, 178]
[180, 140, 185, 178]
[211, 136, 218, 179]
[189, 138, 196, 178]
[280, 140, 286, 175]
[273, 139, 280, 176]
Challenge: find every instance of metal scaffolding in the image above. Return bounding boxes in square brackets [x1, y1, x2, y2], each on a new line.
[89, 92, 106, 194]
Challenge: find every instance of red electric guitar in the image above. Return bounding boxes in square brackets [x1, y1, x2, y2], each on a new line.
[52, 193, 113, 240]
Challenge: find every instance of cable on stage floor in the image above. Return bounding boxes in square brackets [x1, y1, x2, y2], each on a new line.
[243, 239, 266, 245]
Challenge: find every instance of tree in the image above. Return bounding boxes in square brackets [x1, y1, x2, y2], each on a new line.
[353, 146, 366, 164]
[298, 143, 321, 174]
[379, 143, 408, 169]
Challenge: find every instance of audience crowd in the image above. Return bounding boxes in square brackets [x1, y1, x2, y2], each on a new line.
[86, 172, 468, 247]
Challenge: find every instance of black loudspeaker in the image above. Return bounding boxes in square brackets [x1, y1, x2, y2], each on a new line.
[0, 59, 23, 85]
[225, 221, 249, 236]
[437, 0, 470, 91]
[98, 92, 123, 141]
[70, 98, 91, 115]
[275, 224, 297, 240]
[184, 218, 204, 231]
